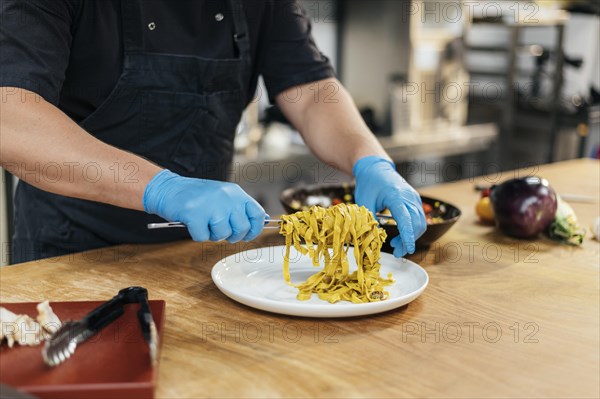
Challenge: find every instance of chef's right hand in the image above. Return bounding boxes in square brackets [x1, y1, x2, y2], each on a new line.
[143, 170, 267, 243]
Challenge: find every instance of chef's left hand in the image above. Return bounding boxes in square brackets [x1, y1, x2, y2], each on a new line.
[353, 156, 427, 258]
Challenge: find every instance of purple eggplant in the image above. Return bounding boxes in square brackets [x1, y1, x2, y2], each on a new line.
[489, 177, 557, 239]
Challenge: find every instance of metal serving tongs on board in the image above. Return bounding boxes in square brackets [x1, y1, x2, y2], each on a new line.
[43, 286, 158, 367]
[147, 213, 396, 230]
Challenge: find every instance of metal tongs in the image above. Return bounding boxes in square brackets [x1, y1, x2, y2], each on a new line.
[148, 220, 282, 229]
[42, 287, 158, 367]
[147, 214, 395, 230]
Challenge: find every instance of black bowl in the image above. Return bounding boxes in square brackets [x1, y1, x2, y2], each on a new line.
[280, 183, 461, 251]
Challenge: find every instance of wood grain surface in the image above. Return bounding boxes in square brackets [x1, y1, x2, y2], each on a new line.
[1, 159, 599, 398]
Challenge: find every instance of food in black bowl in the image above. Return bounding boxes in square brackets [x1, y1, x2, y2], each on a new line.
[280, 184, 461, 251]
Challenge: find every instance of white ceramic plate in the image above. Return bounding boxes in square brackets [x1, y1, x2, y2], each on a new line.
[211, 245, 428, 318]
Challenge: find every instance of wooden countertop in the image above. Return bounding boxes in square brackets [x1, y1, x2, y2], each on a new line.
[1, 159, 599, 398]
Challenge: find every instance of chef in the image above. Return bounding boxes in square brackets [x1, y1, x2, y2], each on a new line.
[0, 0, 426, 263]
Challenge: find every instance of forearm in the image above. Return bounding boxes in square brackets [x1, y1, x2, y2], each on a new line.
[0, 88, 162, 211]
[276, 78, 390, 175]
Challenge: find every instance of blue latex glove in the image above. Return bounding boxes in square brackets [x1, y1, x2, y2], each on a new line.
[143, 170, 267, 243]
[353, 156, 427, 257]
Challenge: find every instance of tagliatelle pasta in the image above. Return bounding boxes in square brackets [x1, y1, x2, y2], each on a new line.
[279, 204, 393, 303]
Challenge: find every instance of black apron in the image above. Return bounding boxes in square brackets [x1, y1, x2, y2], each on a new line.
[12, 0, 251, 263]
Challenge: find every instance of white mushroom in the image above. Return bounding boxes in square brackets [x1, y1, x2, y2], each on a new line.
[37, 300, 62, 335]
[13, 315, 43, 346]
[0, 306, 19, 347]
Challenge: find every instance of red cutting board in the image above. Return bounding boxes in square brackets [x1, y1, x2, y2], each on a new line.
[0, 300, 165, 399]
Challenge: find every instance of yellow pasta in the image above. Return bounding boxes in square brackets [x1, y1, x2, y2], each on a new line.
[279, 203, 393, 303]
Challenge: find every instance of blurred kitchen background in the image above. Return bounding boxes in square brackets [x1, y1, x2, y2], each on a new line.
[1, 0, 599, 265]
[232, 0, 600, 217]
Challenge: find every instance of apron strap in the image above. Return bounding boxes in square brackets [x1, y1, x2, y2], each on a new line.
[121, 0, 144, 54]
[229, 0, 251, 62]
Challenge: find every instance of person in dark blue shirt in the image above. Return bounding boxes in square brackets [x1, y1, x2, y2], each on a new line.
[1, 0, 426, 263]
